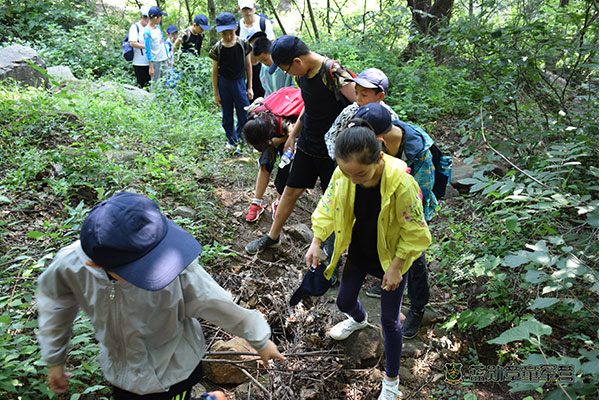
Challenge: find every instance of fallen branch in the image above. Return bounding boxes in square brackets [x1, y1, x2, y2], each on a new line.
[239, 366, 272, 399]
[479, 105, 550, 189]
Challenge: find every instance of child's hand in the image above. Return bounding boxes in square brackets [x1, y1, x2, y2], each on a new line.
[149, 64, 154, 77]
[247, 87, 254, 100]
[257, 340, 286, 365]
[48, 364, 70, 394]
[381, 264, 403, 292]
[214, 95, 221, 108]
[304, 238, 321, 268]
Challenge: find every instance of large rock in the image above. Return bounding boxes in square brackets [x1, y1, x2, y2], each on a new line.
[94, 81, 151, 103]
[340, 326, 384, 369]
[203, 337, 256, 385]
[0, 45, 48, 88]
[450, 158, 478, 194]
[47, 65, 77, 82]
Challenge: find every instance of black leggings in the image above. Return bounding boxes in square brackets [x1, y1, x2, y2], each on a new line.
[112, 362, 203, 400]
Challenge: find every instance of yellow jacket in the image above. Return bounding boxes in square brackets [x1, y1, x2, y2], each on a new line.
[312, 154, 432, 279]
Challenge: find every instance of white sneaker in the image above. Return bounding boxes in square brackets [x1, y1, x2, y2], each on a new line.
[378, 378, 403, 400]
[224, 143, 234, 151]
[329, 313, 368, 340]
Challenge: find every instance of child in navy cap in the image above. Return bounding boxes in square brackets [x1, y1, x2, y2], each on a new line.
[209, 12, 253, 153]
[324, 67, 399, 160]
[37, 192, 285, 399]
[173, 14, 211, 59]
[245, 35, 356, 256]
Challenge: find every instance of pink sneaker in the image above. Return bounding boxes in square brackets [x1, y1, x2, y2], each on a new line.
[271, 200, 279, 219]
[245, 203, 264, 222]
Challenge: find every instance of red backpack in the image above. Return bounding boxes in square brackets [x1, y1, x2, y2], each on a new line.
[250, 87, 304, 136]
[252, 87, 304, 119]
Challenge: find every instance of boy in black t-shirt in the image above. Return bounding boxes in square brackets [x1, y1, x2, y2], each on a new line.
[209, 12, 253, 152]
[245, 35, 356, 254]
[173, 14, 211, 59]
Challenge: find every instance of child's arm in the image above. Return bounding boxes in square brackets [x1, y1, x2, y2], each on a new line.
[144, 29, 154, 76]
[245, 52, 253, 100]
[339, 82, 356, 103]
[211, 60, 220, 107]
[283, 107, 304, 154]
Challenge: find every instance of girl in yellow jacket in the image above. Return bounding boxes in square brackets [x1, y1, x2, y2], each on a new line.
[305, 126, 431, 400]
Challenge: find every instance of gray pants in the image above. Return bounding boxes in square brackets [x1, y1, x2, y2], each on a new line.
[150, 60, 168, 92]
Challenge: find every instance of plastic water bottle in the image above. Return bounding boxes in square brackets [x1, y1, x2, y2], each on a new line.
[279, 149, 294, 168]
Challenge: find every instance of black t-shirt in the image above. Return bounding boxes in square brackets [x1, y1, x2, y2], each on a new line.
[296, 63, 346, 156]
[218, 44, 246, 80]
[180, 28, 204, 55]
[348, 181, 382, 269]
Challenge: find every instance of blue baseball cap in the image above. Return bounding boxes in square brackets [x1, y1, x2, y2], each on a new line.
[148, 6, 167, 18]
[166, 25, 178, 34]
[215, 12, 237, 32]
[194, 14, 211, 31]
[346, 68, 389, 94]
[246, 30, 267, 43]
[289, 262, 334, 306]
[354, 103, 393, 135]
[269, 35, 304, 74]
[80, 192, 202, 291]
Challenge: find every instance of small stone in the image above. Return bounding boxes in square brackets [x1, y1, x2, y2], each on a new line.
[402, 340, 425, 358]
[423, 309, 444, 326]
[284, 223, 313, 243]
[203, 337, 257, 384]
[234, 210, 244, 218]
[191, 383, 207, 397]
[173, 206, 196, 219]
[428, 259, 441, 273]
[398, 366, 415, 384]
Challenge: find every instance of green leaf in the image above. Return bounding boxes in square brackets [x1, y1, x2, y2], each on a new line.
[527, 297, 559, 310]
[488, 317, 552, 345]
[524, 269, 548, 284]
[0, 315, 10, 324]
[26, 231, 44, 239]
[463, 394, 477, 400]
[503, 252, 529, 268]
[504, 215, 519, 230]
[0, 195, 10, 204]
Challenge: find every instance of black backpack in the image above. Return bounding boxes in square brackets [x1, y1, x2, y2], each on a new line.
[429, 143, 452, 199]
[236, 14, 270, 36]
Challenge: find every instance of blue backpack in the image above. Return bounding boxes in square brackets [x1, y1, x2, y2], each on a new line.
[123, 24, 141, 61]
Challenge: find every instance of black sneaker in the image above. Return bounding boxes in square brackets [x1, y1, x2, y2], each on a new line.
[403, 308, 424, 339]
[245, 234, 280, 254]
[365, 283, 383, 298]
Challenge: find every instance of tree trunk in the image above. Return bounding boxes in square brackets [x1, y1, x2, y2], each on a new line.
[559, 0, 569, 7]
[207, 0, 217, 45]
[306, 0, 320, 40]
[184, 0, 192, 24]
[404, 0, 454, 60]
[265, 0, 287, 35]
[327, 0, 331, 34]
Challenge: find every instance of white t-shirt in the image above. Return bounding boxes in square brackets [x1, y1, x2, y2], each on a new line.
[144, 25, 168, 63]
[129, 22, 148, 66]
[239, 16, 275, 41]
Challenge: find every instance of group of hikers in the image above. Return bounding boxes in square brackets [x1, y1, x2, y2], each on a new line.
[38, 2, 451, 399]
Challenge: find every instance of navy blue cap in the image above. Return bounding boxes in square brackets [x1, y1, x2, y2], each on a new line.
[216, 12, 237, 32]
[166, 25, 178, 34]
[148, 6, 167, 18]
[194, 14, 211, 31]
[289, 262, 334, 306]
[346, 68, 389, 94]
[80, 192, 202, 291]
[246, 30, 267, 43]
[354, 103, 392, 135]
[269, 35, 303, 74]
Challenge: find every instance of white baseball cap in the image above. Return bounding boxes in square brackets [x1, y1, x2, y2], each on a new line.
[238, 0, 255, 9]
[140, 6, 150, 16]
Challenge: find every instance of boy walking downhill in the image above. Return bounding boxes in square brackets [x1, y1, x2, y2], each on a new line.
[144, 6, 170, 92]
[324, 68, 398, 160]
[209, 12, 253, 152]
[38, 192, 285, 400]
[245, 35, 356, 254]
[173, 14, 211, 60]
[354, 102, 438, 339]
[128, 6, 150, 88]
[237, 0, 276, 41]
[252, 36, 296, 96]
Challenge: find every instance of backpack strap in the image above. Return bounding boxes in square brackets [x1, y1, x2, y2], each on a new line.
[259, 15, 266, 32]
[136, 23, 143, 56]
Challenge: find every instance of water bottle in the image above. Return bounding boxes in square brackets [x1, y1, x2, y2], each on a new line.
[279, 149, 294, 168]
[199, 391, 226, 400]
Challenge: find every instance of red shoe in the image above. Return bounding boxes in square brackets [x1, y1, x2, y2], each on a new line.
[271, 200, 279, 219]
[245, 202, 264, 222]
